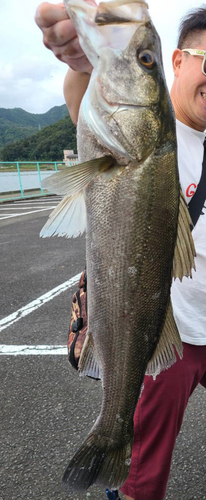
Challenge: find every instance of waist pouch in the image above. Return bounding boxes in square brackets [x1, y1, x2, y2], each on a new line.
[68, 270, 87, 370]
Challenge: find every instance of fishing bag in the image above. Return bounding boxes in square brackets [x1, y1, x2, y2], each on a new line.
[68, 270, 87, 370]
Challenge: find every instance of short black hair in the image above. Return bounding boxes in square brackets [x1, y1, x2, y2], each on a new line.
[177, 7, 206, 49]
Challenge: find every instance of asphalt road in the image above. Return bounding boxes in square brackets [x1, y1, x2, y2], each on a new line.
[0, 197, 206, 500]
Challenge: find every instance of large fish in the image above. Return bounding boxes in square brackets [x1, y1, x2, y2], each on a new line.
[41, 0, 195, 492]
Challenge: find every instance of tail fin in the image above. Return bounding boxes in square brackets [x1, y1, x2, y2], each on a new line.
[62, 431, 132, 492]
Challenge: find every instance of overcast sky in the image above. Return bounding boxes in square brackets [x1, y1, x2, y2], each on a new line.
[0, 0, 204, 114]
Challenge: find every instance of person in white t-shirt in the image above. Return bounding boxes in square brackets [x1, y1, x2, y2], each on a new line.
[35, 4, 206, 499]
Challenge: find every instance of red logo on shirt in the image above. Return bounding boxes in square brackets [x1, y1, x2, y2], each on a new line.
[186, 183, 197, 197]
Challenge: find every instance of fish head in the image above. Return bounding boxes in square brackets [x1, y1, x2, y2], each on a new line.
[64, 0, 150, 68]
[91, 18, 174, 162]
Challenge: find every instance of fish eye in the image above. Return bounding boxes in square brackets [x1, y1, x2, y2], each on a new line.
[137, 50, 156, 70]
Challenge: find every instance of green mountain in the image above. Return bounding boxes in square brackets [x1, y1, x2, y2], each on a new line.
[0, 115, 77, 162]
[0, 104, 68, 148]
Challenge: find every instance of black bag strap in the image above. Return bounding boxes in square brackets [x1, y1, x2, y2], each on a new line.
[188, 139, 206, 228]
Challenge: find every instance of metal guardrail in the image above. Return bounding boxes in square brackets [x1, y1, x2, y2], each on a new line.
[0, 161, 78, 202]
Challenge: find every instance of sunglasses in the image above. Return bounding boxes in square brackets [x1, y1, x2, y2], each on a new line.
[182, 48, 206, 76]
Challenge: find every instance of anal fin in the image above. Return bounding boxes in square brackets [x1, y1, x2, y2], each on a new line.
[79, 332, 102, 380]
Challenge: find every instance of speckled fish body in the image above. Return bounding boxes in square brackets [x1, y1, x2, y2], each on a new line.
[64, 6, 179, 491]
[42, 0, 195, 493]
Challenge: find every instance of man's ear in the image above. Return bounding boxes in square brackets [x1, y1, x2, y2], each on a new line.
[172, 49, 183, 77]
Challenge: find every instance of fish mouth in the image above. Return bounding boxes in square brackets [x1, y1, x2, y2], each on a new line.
[102, 96, 146, 110]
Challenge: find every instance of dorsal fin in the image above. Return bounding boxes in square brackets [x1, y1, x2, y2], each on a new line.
[146, 299, 182, 379]
[173, 188, 196, 280]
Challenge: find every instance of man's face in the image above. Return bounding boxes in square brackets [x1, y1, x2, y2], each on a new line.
[171, 31, 206, 131]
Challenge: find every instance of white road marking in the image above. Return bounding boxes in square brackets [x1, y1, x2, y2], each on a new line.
[0, 345, 67, 355]
[0, 207, 56, 220]
[0, 206, 58, 210]
[0, 272, 81, 332]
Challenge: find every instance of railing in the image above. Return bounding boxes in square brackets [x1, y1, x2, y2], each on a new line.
[0, 160, 78, 202]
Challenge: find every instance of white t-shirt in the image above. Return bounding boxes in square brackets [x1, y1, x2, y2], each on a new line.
[171, 119, 206, 345]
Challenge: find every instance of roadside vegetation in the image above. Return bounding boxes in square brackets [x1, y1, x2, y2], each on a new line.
[0, 104, 68, 150]
[0, 116, 77, 162]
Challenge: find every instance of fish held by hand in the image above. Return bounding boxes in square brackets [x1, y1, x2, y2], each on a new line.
[41, 0, 196, 493]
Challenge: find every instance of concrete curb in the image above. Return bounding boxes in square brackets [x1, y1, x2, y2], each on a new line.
[0, 191, 55, 203]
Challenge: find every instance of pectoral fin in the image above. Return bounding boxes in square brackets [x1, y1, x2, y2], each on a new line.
[42, 156, 113, 196]
[40, 156, 114, 238]
[173, 189, 196, 280]
[146, 299, 182, 379]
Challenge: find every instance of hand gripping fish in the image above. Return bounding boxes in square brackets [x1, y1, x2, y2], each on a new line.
[40, 0, 196, 493]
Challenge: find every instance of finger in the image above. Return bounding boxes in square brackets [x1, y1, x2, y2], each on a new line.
[50, 36, 92, 72]
[35, 2, 68, 29]
[52, 36, 85, 60]
[43, 19, 77, 47]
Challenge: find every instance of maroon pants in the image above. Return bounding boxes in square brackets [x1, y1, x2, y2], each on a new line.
[120, 343, 206, 500]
